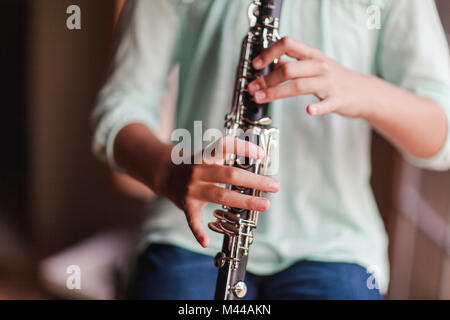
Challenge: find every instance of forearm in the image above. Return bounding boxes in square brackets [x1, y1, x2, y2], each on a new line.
[359, 74, 448, 159]
[114, 123, 173, 195]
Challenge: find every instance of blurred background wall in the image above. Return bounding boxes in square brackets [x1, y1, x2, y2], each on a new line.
[0, 0, 145, 298]
[27, 0, 140, 256]
[0, 0, 448, 299]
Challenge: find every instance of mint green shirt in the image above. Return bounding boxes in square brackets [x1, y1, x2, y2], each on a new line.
[92, 0, 450, 293]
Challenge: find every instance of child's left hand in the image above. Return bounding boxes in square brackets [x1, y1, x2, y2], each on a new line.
[248, 36, 371, 119]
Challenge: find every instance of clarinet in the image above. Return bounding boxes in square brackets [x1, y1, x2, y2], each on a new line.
[208, 0, 283, 300]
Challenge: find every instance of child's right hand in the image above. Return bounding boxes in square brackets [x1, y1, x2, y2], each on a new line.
[114, 124, 280, 249]
[159, 136, 280, 248]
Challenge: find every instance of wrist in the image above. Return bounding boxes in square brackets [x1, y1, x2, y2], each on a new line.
[146, 143, 174, 197]
[114, 123, 173, 195]
[350, 73, 383, 121]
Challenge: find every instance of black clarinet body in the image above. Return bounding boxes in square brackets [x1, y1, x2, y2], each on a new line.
[208, 0, 283, 300]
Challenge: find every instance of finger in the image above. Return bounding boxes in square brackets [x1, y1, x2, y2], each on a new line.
[197, 165, 280, 193]
[204, 136, 264, 164]
[193, 183, 271, 212]
[307, 99, 336, 116]
[221, 136, 265, 159]
[185, 203, 210, 248]
[253, 37, 319, 70]
[253, 77, 325, 103]
[248, 60, 324, 94]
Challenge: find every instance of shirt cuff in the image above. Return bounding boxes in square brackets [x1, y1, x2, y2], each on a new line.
[402, 82, 450, 171]
[92, 104, 159, 172]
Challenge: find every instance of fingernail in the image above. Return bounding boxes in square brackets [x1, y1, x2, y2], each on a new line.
[200, 236, 209, 248]
[253, 57, 263, 69]
[203, 238, 210, 248]
[255, 91, 266, 101]
[308, 106, 318, 115]
[248, 82, 261, 94]
[256, 198, 269, 211]
[270, 179, 280, 191]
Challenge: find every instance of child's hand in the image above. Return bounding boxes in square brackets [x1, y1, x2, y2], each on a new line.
[114, 124, 280, 249]
[161, 136, 280, 248]
[248, 36, 371, 119]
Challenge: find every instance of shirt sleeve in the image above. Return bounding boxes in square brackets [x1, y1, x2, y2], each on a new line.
[377, 0, 450, 171]
[91, 0, 181, 171]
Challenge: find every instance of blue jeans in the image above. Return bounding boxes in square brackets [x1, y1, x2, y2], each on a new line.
[126, 244, 383, 300]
